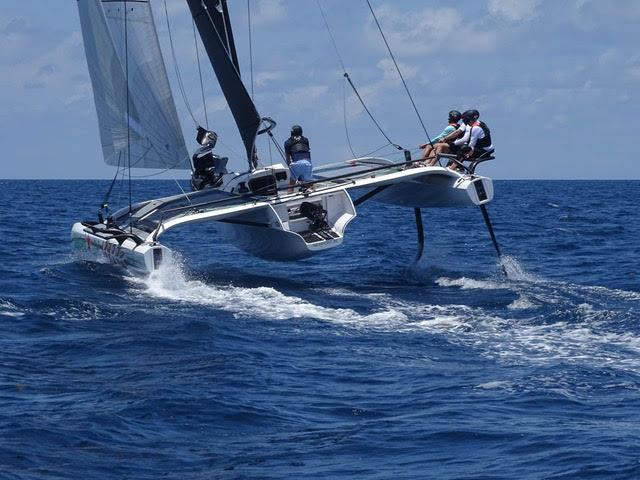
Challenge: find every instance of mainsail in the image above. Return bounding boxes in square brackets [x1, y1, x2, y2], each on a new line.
[186, 0, 261, 168]
[77, 0, 189, 170]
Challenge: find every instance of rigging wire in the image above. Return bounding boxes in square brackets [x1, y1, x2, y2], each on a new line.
[163, 0, 199, 127]
[267, 130, 287, 161]
[151, 144, 192, 204]
[100, 151, 123, 219]
[247, 0, 255, 100]
[315, 0, 403, 151]
[365, 0, 434, 147]
[342, 80, 358, 159]
[124, 0, 133, 231]
[192, 19, 209, 128]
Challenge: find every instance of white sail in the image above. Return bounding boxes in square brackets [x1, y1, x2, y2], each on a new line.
[78, 0, 189, 170]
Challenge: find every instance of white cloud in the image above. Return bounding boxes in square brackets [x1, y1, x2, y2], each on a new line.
[0, 28, 88, 117]
[254, 70, 285, 87]
[376, 58, 418, 84]
[571, 0, 640, 31]
[364, 4, 498, 57]
[282, 84, 328, 107]
[598, 48, 619, 66]
[252, 0, 285, 27]
[487, 0, 541, 22]
[627, 65, 640, 81]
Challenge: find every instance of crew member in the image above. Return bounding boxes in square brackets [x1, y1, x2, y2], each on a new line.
[420, 109, 462, 166]
[451, 110, 494, 169]
[284, 124, 313, 190]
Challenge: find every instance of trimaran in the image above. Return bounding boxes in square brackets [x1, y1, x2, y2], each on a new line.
[71, 0, 502, 275]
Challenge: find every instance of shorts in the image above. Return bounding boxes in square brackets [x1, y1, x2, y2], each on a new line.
[447, 143, 460, 155]
[289, 159, 313, 182]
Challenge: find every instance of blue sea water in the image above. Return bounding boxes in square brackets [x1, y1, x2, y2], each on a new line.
[1, 179, 639, 479]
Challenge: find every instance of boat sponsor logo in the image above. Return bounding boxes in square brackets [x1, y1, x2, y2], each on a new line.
[102, 242, 125, 266]
[72, 237, 87, 251]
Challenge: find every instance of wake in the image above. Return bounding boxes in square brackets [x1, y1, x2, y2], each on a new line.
[134, 255, 640, 372]
[136, 256, 408, 327]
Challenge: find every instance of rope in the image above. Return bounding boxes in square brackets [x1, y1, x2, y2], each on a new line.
[316, 0, 403, 151]
[164, 0, 198, 127]
[192, 19, 208, 128]
[365, 0, 434, 148]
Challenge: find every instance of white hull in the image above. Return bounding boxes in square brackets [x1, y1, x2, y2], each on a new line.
[71, 222, 172, 274]
[368, 169, 493, 208]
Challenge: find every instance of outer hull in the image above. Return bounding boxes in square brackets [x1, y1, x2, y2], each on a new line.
[71, 222, 171, 275]
[370, 172, 493, 208]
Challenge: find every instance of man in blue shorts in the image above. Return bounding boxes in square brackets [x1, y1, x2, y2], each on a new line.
[284, 124, 313, 190]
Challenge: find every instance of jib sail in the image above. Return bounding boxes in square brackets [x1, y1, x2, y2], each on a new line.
[77, 0, 189, 170]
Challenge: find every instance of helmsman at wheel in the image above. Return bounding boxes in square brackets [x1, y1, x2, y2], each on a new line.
[284, 124, 313, 189]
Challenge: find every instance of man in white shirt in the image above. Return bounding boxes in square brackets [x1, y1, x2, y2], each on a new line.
[455, 110, 493, 155]
[448, 110, 494, 169]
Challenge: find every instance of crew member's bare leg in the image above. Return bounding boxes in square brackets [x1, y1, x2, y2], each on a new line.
[426, 142, 450, 166]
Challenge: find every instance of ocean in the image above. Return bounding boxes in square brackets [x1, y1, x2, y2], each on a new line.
[1, 179, 639, 479]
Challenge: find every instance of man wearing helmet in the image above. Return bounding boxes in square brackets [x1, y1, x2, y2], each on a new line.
[284, 124, 313, 190]
[419, 109, 462, 166]
[449, 109, 494, 169]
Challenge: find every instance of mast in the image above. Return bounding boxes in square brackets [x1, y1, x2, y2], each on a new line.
[186, 0, 261, 170]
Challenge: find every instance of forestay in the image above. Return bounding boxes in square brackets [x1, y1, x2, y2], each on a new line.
[77, 0, 189, 170]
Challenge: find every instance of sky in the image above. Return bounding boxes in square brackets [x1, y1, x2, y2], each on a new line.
[1, 0, 639, 180]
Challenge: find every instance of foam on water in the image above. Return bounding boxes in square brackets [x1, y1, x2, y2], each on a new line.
[500, 255, 540, 282]
[392, 289, 640, 371]
[507, 294, 537, 310]
[136, 255, 640, 372]
[380, 259, 640, 371]
[0, 300, 24, 318]
[138, 258, 408, 328]
[435, 276, 505, 290]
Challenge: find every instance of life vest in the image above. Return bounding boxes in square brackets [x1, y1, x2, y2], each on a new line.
[289, 135, 310, 155]
[468, 121, 492, 150]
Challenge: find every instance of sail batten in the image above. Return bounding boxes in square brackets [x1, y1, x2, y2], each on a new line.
[187, 0, 261, 168]
[77, 0, 190, 170]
